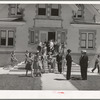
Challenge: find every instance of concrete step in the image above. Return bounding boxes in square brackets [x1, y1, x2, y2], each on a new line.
[10, 61, 81, 72]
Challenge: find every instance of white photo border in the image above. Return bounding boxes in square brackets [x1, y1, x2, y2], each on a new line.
[0, 1, 100, 99]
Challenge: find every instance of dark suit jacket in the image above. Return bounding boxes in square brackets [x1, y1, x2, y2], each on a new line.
[66, 54, 72, 66]
[79, 55, 88, 68]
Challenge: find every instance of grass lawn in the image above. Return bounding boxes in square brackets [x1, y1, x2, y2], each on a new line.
[0, 74, 41, 90]
[69, 75, 100, 90]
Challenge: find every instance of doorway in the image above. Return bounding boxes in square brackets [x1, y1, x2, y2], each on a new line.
[48, 32, 55, 41]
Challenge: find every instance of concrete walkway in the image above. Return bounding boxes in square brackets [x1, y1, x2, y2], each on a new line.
[41, 73, 78, 90]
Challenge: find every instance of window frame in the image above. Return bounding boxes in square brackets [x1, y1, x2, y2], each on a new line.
[72, 4, 84, 20]
[79, 30, 96, 50]
[8, 4, 22, 17]
[0, 28, 16, 48]
[36, 4, 48, 19]
[36, 4, 61, 19]
[49, 4, 61, 19]
[29, 29, 35, 44]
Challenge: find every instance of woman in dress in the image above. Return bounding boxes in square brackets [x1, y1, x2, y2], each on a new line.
[33, 51, 41, 77]
[25, 52, 33, 77]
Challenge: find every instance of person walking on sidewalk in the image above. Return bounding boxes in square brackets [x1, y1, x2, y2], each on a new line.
[79, 50, 88, 80]
[92, 54, 100, 73]
[66, 49, 72, 80]
[56, 52, 63, 74]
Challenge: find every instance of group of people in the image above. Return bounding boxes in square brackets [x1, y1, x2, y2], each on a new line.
[24, 40, 66, 77]
[10, 40, 100, 80]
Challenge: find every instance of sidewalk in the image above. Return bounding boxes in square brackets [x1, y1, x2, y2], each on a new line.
[41, 73, 78, 90]
[0, 61, 100, 90]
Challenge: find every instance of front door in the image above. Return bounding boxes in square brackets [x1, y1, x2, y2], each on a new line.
[48, 32, 55, 41]
[39, 31, 48, 42]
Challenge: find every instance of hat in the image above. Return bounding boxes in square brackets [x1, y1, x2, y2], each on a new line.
[67, 49, 71, 53]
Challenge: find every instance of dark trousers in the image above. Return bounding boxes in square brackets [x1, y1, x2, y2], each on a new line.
[81, 66, 87, 80]
[92, 63, 99, 73]
[57, 63, 62, 73]
[66, 64, 71, 80]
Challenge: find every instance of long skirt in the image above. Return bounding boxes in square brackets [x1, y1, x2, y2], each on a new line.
[33, 61, 41, 75]
[25, 62, 32, 70]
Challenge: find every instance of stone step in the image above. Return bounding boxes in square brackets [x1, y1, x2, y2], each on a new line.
[10, 61, 81, 72]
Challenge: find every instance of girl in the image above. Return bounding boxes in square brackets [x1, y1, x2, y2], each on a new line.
[25, 52, 33, 77]
[33, 51, 41, 77]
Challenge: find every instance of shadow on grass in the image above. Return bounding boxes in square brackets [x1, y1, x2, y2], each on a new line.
[71, 77, 82, 80]
[69, 75, 100, 90]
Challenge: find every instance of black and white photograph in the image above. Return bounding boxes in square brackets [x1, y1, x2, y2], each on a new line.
[0, 2, 100, 94]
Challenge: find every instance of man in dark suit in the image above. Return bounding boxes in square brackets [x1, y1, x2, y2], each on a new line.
[56, 52, 63, 74]
[79, 50, 88, 80]
[66, 49, 72, 80]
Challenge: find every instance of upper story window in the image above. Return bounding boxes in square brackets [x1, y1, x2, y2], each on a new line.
[0, 28, 15, 47]
[80, 30, 96, 49]
[38, 4, 46, 16]
[73, 4, 84, 20]
[9, 4, 24, 17]
[51, 4, 59, 16]
[36, 4, 61, 19]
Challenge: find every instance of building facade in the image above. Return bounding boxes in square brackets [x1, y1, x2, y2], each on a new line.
[0, 4, 100, 66]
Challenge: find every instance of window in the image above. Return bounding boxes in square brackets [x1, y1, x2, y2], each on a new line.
[36, 4, 61, 19]
[8, 30, 14, 46]
[0, 29, 15, 47]
[38, 4, 46, 16]
[73, 4, 84, 19]
[80, 31, 96, 49]
[61, 31, 66, 43]
[51, 5, 59, 16]
[9, 4, 22, 17]
[30, 30, 35, 43]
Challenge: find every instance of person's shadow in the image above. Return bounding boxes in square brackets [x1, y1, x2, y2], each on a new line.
[70, 77, 82, 80]
[54, 78, 66, 81]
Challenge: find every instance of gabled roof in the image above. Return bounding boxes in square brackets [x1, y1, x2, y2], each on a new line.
[85, 4, 100, 17]
[69, 4, 79, 12]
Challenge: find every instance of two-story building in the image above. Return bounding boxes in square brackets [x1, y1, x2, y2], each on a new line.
[0, 4, 100, 66]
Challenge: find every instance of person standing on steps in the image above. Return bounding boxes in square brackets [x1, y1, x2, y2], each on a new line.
[92, 54, 100, 73]
[66, 49, 72, 80]
[79, 50, 88, 80]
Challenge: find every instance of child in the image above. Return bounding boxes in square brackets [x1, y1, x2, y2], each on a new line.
[25, 50, 29, 63]
[25, 52, 33, 77]
[47, 52, 53, 73]
[11, 51, 18, 67]
[33, 51, 41, 77]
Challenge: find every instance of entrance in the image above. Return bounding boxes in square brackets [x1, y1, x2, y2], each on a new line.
[39, 31, 48, 43]
[48, 32, 55, 41]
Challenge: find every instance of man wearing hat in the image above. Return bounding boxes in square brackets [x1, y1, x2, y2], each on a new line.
[79, 50, 88, 80]
[66, 49, 72, 80]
